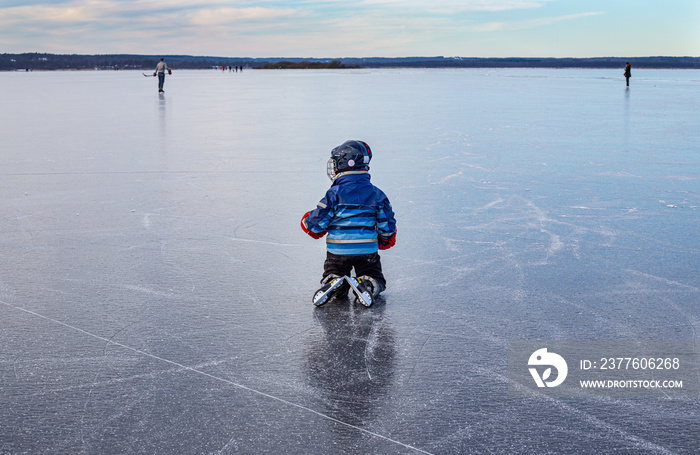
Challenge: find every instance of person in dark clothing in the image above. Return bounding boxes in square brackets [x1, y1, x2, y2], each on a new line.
[624, 62, 631, 87]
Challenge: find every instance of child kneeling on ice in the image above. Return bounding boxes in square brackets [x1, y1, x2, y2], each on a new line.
[301, 140, 397, 307]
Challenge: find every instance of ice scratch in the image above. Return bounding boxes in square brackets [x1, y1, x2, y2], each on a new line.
[430, 170, 463, 185]
[481, 197, 504, 210]
[220, 234, 299, 248]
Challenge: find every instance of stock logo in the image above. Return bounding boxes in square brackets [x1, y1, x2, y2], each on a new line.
[528, 348, 568, 387]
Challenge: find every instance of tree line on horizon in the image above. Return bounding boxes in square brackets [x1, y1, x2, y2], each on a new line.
[255, 60, 360, 69]
[2, 53, 699, 71]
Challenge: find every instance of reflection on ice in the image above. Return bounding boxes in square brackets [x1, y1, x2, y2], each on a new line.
[306, 302, 396, 421]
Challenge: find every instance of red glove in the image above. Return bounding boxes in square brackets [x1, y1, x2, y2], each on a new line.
[378, 231, 396, 250]
[153, 72, 156, 77]
[301, 212, 326, 239]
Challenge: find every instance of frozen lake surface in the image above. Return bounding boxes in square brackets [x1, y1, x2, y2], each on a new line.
[1, 68, 699, 454]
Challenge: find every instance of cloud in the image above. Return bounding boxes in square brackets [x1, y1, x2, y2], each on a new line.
[468, 11, 606, 32]
[0, 1, 302, 46]
[358, 0, 553, 12]
[189, 7, 297, 27]
[0, 0, 612, 56]
[0, 1, 270, 24]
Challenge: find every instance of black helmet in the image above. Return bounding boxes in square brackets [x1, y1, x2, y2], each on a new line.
[326, 140, 372, 180]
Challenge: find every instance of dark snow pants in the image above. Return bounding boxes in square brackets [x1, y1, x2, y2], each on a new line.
[322, 252, 386, 288]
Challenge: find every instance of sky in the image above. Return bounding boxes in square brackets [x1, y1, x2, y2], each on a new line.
[1, 0, 699, 58]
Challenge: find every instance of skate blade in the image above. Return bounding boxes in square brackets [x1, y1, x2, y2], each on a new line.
[312, 277, 345, 306]
[345, 276, 373, 307]
[312, 290, 330, 306]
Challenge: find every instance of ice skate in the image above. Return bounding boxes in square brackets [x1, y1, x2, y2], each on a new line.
[345, 276, 374, 307]
[312, 275, 346, 306]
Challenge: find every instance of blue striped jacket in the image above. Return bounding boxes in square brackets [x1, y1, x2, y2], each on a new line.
[305, 172, 396, 256]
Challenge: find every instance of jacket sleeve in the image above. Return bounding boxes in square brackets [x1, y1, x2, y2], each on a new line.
[300, 212, 324, 239]
[301, 191, 335, 238]
[376, 195, 396, 249]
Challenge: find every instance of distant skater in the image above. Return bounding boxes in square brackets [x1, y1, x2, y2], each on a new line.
[624, 62, 631, 87]
[154, 58, 168, 93]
